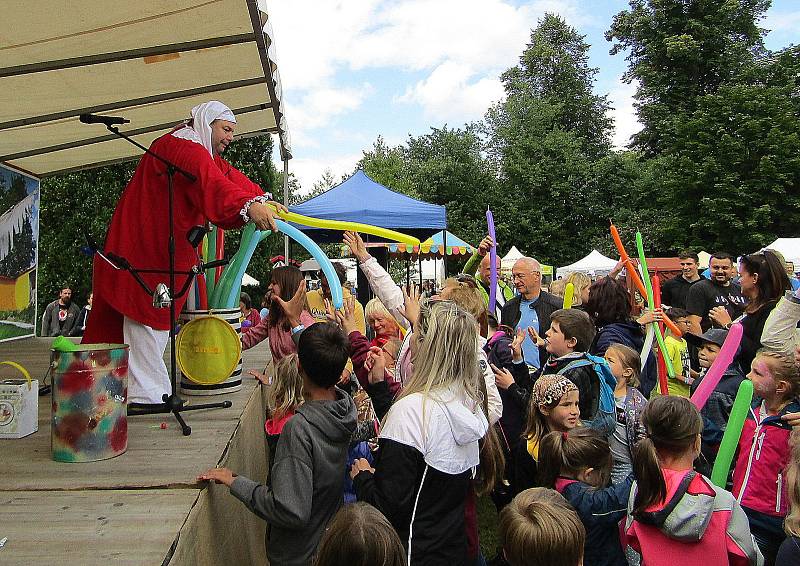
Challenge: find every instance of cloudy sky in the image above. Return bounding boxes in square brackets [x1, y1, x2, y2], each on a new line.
[266, 0, 799, 194]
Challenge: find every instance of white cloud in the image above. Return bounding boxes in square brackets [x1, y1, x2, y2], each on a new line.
[397, 61, 505, 122]
[608, 78, 640, 150]
[267, 0, 594, 147]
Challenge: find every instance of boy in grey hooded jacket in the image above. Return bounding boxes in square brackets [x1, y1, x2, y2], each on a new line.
[199, 322, 357, 566]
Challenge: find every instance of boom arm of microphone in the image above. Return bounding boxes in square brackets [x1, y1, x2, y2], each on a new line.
[79, 113, 130, 126]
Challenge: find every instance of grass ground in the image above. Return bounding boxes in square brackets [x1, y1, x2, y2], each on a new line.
[478, 495, 500, 557]
[0, 322, 33, 340]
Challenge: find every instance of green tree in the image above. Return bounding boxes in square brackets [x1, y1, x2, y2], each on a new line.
[403, 124, 498, 247]
[659, 51, 800, 252]
[485, 13, 615, 265]
[607, 0, 769, 155]
[357, 136, 416, 197]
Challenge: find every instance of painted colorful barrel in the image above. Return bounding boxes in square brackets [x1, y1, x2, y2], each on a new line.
[178, 308, 242, 396]
[51, 344, 128, 463]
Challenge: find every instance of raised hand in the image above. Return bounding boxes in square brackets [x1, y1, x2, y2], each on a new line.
[333, 296, 358, 335]
[272, 279, 306, 327]
[491, 363, 515, 390]
[478, 235, 494, 256]
[398, 284, 421, 328]
[510, 328, 525, 361]
[343, 231, 370, 262]
[527, 326, 546, 348]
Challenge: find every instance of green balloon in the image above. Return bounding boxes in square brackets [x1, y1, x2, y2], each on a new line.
[710, 379, 754, 488]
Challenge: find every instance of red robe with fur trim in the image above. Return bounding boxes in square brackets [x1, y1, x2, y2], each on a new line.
[83, 132, 267, 342]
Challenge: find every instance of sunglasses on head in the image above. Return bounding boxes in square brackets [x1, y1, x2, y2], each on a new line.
[454, 273, 478, 288]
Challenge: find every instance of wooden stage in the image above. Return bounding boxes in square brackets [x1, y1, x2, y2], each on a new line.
[0, 337, 274, 566]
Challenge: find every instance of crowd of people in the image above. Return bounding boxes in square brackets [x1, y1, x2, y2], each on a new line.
[55, 98, 797, 565]
[195, 231, 800, 566]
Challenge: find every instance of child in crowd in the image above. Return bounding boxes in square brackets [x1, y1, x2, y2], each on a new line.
[313, 502, 405, 566]
[686, 328, 746, 472]
[529, 309, 600, 420]
[603, 344, 648, 484]
[621, 396, 762, 566]
[263, 354, 304, 480]
[497, 487, 586, 566]
[663, 308, 696, 397]
[538, 427, 633, 566]
[350, 300, 492, 566]
[775, 429, 800, 564]
[242, 267, 315, 363]
[198, 322, 357, 566]
[512, 375, 580, 493]
[732, 351, 800, 565]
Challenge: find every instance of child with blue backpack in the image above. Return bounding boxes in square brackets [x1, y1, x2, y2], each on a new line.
[603, 343, 648, 484]
[530, 309, 617, 434]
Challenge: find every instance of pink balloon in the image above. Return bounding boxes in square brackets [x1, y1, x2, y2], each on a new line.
[691, 322, 743, 410]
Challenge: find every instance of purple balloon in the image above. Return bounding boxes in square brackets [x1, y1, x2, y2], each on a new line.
[486, 208, 498, 314]
[242, 319, 252, 328]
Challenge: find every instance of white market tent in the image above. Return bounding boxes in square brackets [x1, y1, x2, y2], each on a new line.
[0, 0, 291, 177]
[241, 273, 259, 286]
[558, 250, 618, 276]
[762, 238, 800, 267]
[501, 246, 524, 272]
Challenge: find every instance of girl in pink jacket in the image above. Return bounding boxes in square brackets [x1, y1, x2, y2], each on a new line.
[622, 396, 762, 566]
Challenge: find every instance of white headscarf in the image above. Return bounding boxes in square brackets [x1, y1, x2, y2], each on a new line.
[171, 101, 236, 156]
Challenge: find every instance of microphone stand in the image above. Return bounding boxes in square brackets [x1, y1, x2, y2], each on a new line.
[93, 122, 233, 435]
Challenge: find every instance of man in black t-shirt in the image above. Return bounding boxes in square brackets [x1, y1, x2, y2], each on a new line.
[661, 250, 702, 309]
[685, 252, 747, 334]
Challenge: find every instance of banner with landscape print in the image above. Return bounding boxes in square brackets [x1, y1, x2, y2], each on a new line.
[0, 165, 39, 341]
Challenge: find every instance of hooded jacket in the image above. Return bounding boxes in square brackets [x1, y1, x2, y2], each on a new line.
[230, 388, 357, 566]
[555, 475, 633, 566]
[732, 398, 799, 528]
[354, 385, 489, 566]
[591, 320, 657, 397]
[622, 469, 763, 566]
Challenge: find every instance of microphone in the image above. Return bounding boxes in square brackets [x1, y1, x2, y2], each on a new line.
[79, 113, 130, 126]
[202, 257, 230, 270]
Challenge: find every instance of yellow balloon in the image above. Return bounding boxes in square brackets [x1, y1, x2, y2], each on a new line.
[272, 207, 420, 246]
[563, 282, 575, 309]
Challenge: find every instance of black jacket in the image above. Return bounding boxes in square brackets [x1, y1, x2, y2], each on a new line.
[500, 291, 563, 365]
[355, 439, 472, 566]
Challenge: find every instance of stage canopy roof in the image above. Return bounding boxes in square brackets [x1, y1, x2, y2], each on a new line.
[290, 170, 447, 242]
[0, 0, 291, 178]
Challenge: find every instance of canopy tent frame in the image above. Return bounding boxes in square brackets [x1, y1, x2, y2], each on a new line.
[1, 0, 291, 178]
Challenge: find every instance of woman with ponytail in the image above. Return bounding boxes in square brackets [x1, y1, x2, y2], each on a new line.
[621, 396, 762, 565]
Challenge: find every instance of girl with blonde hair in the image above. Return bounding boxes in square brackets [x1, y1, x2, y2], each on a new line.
[350, 300, 491, 565]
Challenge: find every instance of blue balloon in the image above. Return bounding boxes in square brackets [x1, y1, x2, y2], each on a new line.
[223, 228, 264, 308]
[275, 220, 343, 309]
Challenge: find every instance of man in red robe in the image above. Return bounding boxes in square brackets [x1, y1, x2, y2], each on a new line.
[83, 101, 284, 407]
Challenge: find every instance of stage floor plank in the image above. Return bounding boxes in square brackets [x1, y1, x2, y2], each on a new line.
[0, 338, 273, 492]
[0, 489, 199, 566]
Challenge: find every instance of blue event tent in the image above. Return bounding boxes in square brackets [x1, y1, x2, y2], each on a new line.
[289, 170, 446, 242]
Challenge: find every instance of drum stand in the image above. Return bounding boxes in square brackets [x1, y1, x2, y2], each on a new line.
[85, 118, 233, 435]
